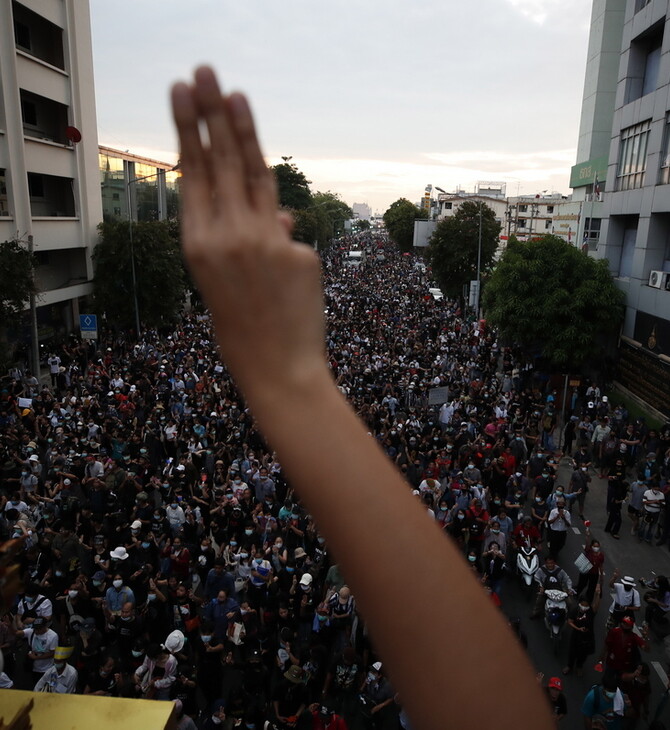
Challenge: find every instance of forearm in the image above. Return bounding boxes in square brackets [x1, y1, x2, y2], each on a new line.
[246, 372, 553, 730]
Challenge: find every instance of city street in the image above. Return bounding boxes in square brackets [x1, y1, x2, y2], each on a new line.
[502, 457, 670, 723]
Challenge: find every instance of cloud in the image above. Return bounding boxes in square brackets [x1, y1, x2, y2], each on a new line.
[504, 0, 588, 27]
[422, 149, 576, 174]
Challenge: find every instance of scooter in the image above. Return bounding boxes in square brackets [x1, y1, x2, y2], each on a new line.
[516, 543, 539, 600]
[544, 588, 569, 655]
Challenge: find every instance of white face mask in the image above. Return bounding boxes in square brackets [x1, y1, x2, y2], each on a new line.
[68, 590, 78, 599]
[211, 717, 222, 725]
[113, 579, 123, 589]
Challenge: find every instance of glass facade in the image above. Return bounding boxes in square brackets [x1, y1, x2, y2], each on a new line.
[100, 153, 127, 221]
[99, 151, 180, 222]
[616, 120, 650, 191]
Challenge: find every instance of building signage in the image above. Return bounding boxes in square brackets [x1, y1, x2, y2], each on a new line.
[569, 156, 608, 189]
[79, 314, 98, 340]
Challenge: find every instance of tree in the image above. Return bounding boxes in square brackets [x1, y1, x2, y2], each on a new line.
[0, 239, 36, 327]
[272, 160, 312, 210]
[311, 191, 353, 248]
[383, 198, 427, 252]
[426, 200, 500, 298]
[355, 219, 371, 232]
[93, 220, 187, 332]
[482, 234, 625, 369]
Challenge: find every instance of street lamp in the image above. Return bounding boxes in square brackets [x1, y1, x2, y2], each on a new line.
[125, 162, 179, 336]
[475, 201, 483, 320]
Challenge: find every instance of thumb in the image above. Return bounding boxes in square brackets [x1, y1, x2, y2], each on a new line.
[277, 210, 295, 237]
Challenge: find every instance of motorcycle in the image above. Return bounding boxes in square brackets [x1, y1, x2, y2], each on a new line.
[640, 574, 670, 639]
[544, 588, 569, 655]
[516, 543, 539, 600]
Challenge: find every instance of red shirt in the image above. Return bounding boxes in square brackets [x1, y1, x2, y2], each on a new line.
[604, 627, 646, 672]
[311, 712, 349, 730]
[512, 524, 541, 547]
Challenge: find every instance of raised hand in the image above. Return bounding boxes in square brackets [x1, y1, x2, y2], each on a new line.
[170, 67, 328, 408]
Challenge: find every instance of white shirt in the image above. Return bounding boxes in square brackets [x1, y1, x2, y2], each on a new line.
[23, 627, 58, 673]
[33, 663, 78, 693]
[548, 507, 571, 532]
[608, 582, 641, 614]
[643, 489, 665, 513]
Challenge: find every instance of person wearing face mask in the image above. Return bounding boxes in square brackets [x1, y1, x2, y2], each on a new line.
[358, 661, 396, 729]
[575, 531, 605, 604]
[33, 645, 78, 693]
[604, 471, 628, 540]
[563, 584, 601, 677]
[104, 573, 135, 618]
[569, 462, 592, 521]
[14, 582, 53, 630]
[83, 655, 120, 696]
[619, 662, 651, 727]
[445, 507, 470, 547]
[606, 573, 642, 630]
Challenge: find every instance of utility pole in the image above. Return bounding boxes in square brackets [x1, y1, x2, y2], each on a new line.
[27, 234, 40, 377]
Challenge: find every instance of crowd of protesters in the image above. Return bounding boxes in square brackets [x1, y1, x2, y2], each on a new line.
[0, 236, 669, 729]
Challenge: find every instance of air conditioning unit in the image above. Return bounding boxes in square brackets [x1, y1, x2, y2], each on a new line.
[648, 270, 667, 288]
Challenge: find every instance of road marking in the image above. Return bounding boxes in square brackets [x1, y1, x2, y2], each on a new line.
[652, 661, 668, 686]
[572, 527, 581, 534]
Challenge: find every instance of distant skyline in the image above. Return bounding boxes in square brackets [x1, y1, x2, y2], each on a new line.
[90, 0, 593, 213]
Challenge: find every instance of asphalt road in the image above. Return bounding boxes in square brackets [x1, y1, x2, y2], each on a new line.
[500, 457, 670, 726]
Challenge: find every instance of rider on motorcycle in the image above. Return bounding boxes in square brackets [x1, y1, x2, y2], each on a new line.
[531, 557, 574, 619]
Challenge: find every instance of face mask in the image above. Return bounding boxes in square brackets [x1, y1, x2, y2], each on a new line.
[468, 464, 475, 470]
[25, 596, 36, 604]
[579, 605, 589, 612]
[120, 615, 132, 621]
[367, 672, 378, 683]
[55, 570, 63, 578]
[230, 541, 237, 547]
[113, 579, 123, 589]
[68, 590, 78, 599]
[535, 497, 542, 503]
[55, 662, 66, 670]
[468, 555, 477, 563]
[603, 690, 615, 699]
[581, 467, 587, 472]
[92, 580, 102, 588]
[491, 529, 500, 534]
[275, 542, 283, 549]
[131, 529, 139, 535]
[171, 504, 178, 509]
[211, 717, 222, 726]
[245, 529, 253, 536]
[457, 514, 465, 520]
[132, 650, 144, 658]
[201, 635, 212, 643]
[317, 537, 326, 545]
[592, 546, 600, 553]
[286, 567, 295, 573]
[255, 558, 263, 565]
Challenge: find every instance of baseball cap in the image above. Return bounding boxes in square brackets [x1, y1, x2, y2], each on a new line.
[621, 616, 635, 627]
[299, 573, 313, 587]
[548, 677, 562, 690]
[372, 662, 383, 672]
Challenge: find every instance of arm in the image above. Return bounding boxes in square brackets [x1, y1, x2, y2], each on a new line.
[170, 67, 553, 730]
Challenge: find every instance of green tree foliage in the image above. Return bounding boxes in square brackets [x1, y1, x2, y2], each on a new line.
[272, 160, 312, 210]
[426, 201, 500, 298]
[0, 239, 36, 327]
[482, 234, 625, 369]
[311, 191, 353, 249]
[383, 198, 426, 252]
[93, 221, 187, 332]
[355, 219, 371, 232]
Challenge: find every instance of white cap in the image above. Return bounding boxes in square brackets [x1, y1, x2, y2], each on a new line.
[164, 629, 185, 653]
[299, 573, 313, 586]
[110, 546, 129, 560]
[131, 520, 142, 530]
[372, 662, 383, 672]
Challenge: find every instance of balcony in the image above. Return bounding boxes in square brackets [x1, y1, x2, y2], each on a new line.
[20, 89, 69, 145]
[28, 172, 75, 218]
[13, 1, 65, 70]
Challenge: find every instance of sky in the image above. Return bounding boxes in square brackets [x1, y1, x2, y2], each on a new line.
[90, 0, 593, 214]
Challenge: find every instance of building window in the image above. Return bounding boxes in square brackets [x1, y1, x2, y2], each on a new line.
[19, 90, 69, 144]
[545, 219, 552, 230]
[626, 22, 664, 102]
[0, 168, 9, 216]
[659, 113, 670, 185]
[546, 205, 554, 214]
[27, 172, 76, 217]
[616, 120, 651, 191]
[12, 1, 65, 70]
[444, 202, 452, 210]
[518, 204, 528, 213]
[517, 219, 526, 228]
[619, 224, 638, 278]
[635, 0, 652, 12]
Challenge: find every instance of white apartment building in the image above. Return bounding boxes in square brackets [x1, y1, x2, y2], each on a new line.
[504, 194, 566, 245]
[0, 0, 102, 353]
[573, 0, 670, 417]
[352, 202, 372, 221]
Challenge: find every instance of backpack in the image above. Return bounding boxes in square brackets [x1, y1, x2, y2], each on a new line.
[21, 595, 47, 620]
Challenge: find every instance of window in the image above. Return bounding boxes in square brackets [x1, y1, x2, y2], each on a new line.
[659, 113, 670, 185]
[626, 22, 664, 102]
[27, 172, 75, 216]
[0, 168, 8, 216]
[19, 90, 69, 143]
[518, 204, 528, 213]
[635, 0, 652, 12]
[546, 205, 554, 214]
[12, 1, 65, 70]
[616, 120, 651, 191]
[14, 21, 30, 50]
[544, 219, 552, 230]
[619, 225, 637, 278]
[444, 202, 452, 210]
[27, 174, 44, 198]
[21, 98, 37, 126]
[517, 218, 526, 228]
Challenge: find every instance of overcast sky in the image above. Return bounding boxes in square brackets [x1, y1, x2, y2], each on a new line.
[90, 0, 593, 213]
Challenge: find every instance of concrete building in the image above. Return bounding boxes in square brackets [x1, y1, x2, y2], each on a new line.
[0, 0, 102, 353]
[574, 0, 670, 417]
[352, 202, 372, 221]
[504, 194, 567, 245]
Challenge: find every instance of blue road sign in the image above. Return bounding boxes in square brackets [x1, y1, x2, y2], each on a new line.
[79, 314, 98, 339]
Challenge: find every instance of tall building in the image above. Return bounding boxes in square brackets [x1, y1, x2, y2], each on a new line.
[575, 0, 670, 417]
[352, 202, 372, 221]
[0, 0, 102, 354]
